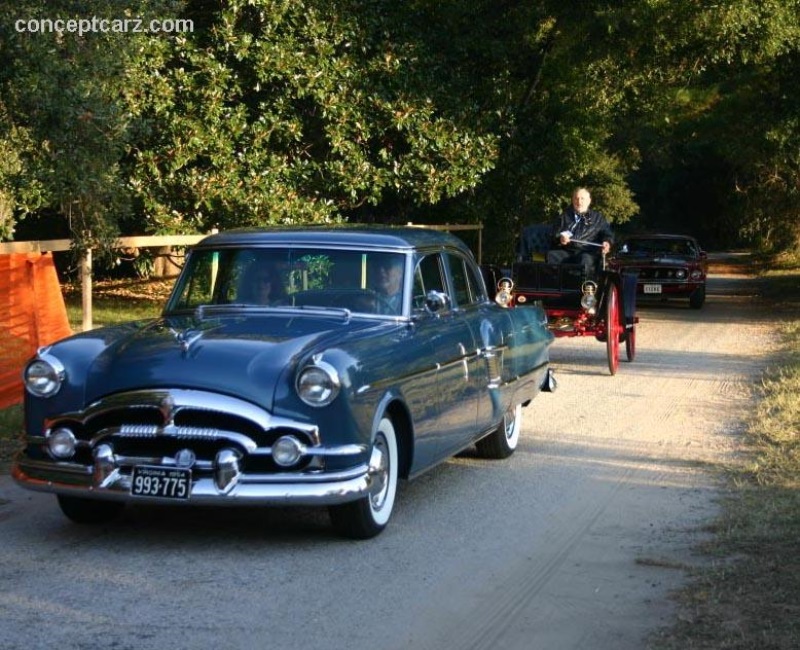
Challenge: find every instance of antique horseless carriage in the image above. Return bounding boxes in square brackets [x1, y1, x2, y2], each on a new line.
[487, 224, 638, 376]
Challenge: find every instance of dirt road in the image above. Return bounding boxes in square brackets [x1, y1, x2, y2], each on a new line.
[0, 260, 773, 650]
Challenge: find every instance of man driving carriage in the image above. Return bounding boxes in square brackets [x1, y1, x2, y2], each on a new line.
[546, 187, 614, 277]
[511, 187, 635, 376]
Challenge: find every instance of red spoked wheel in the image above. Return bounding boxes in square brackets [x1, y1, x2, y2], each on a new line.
[625, 323, 636, 361]
[605, 284, 621, 375]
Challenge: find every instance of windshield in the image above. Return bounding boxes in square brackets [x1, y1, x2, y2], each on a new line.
[166, 247, 407, 317]
[617, 238, 697, 258]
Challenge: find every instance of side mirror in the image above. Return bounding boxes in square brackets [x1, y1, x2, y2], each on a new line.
[425, 290, 450, 314]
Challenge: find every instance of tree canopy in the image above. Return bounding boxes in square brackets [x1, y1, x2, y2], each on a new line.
[1, 0, 798, 262]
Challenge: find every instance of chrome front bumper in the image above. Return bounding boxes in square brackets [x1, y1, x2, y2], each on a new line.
[12, 458, 378, 506]
[13, 387, 379, 507]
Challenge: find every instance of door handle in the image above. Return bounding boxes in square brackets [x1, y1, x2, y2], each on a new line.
[458, 343, 469, 381]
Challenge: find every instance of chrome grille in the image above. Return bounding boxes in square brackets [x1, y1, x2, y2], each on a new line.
[51, 388, 321, 471]
[118, 424, 224, 439]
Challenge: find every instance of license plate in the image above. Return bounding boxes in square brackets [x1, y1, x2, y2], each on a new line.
[131, 466, 191, 500]
[643, 284, 662, 294]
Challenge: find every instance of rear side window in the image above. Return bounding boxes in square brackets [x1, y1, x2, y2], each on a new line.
[446, 253, 486, 307]
[412, 254, 445, 310]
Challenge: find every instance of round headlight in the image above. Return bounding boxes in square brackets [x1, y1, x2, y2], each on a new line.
[690, 270, 703, 280]
[675, 269, 687, 279]
[272, 435, 305, 467]
[24, 354, 65, 397]
[580, 294, 598, 313]
[296, 361, 340, 407]
[48, 427, 76, 459]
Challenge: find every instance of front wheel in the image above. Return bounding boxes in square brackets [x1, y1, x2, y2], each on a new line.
[329, 416, 399, 539]
[689, 286, 706, 309]
[476, 403, 522, 459]
[57, 495, 125, 524]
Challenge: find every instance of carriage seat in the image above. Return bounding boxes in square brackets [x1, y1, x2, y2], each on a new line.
[516, 224, 553, 262]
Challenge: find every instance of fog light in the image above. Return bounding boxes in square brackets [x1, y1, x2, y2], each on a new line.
[48, 427, 76, 459]
[214, 448, 241, 492]
[272, 435, 304, 467]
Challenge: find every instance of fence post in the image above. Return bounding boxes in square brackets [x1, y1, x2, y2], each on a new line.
[81, 248, 92, 331]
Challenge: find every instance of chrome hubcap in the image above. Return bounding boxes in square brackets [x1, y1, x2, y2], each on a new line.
[505, 410, 516, 440]
[369, 435, 389, 510]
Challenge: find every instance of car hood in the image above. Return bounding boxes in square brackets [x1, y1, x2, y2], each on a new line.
[614, 254, 695, 265]
[76, 312, 392, 408]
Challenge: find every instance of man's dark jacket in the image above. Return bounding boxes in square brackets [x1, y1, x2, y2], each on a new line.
[551, 208, 614, 253]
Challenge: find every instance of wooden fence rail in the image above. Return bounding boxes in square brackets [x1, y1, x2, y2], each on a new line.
[0, 224, 482, 331]
[0, 234, 211, 332]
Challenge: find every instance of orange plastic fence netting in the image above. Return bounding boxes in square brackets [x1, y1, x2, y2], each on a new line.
[0, 252, 73, 409]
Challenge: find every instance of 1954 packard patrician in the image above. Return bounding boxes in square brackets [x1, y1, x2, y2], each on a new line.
[13, 226, 555, 538]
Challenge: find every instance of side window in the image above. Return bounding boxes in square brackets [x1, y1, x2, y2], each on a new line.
[413, 254, 445, 310]
[446, 253, 486, 307]
[447, 254, 471, 307]
[465, 260, 487, 304]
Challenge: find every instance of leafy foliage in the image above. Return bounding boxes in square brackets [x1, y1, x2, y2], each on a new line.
[0, 0, 179, 253]
[125, 0, 499, 233]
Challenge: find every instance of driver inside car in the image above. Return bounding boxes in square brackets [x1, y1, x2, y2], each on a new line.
[371, 255, 405, 315]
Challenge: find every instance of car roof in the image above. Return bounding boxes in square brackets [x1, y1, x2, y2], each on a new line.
[194, 224, 474, 255]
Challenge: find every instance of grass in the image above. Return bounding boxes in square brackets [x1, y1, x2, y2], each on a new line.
[649, 250, 800, 650]
[2, 261, 800, 647]
[62, 276, 174, 329]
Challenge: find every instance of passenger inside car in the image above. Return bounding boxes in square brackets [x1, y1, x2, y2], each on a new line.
[237, 261, 287, 305]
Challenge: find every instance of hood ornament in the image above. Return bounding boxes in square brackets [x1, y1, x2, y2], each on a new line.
[159, 394, 177, 428]
[170, 327, 203, 354]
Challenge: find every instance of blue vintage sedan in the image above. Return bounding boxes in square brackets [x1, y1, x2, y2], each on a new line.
[12, 226, 555, 538]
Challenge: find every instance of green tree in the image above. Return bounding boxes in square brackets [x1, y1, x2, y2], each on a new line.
[2, 0, 798, 261]
[125, 0, 499, 233]
[625, 0, 800, 250]
[0, 1, 182, 255]
[400, 1, 643, 261]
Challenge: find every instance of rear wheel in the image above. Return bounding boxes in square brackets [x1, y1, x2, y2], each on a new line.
[625, 324, 637, 361]
[329, 416, 398, 539]
[476, 403, 522, 459]
[57, 495, 125, 524]
[606, 284, 621, 375]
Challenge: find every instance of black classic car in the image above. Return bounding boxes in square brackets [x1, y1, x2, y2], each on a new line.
[609, 234, 708, 309]
[13, 226, 556, 538]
